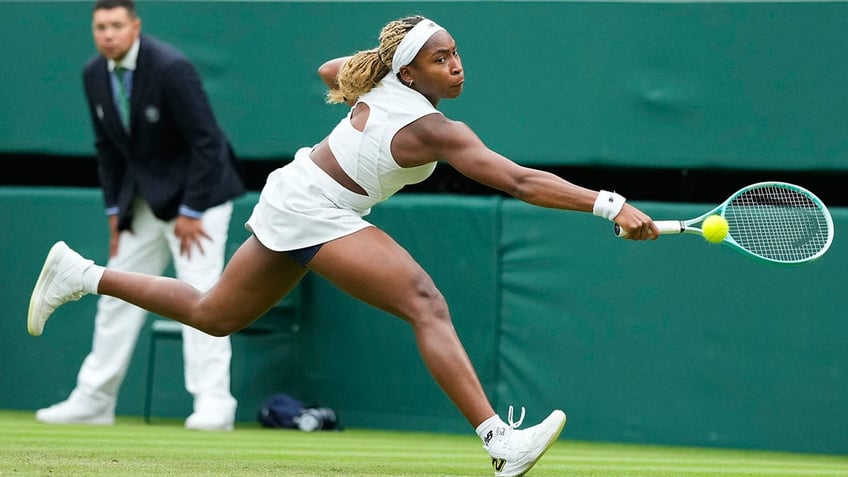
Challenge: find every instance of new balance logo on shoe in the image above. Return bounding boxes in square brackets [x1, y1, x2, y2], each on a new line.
[492, 457, 507, 472]
[484, 426, 507, 447]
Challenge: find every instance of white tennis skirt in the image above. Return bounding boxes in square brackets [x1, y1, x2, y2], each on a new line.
[245, 147, 376, 252]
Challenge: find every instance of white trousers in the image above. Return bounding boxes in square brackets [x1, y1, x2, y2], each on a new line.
[74, 198, 237, 417]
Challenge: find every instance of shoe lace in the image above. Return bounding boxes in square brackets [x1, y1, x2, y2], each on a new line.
[488, 405, 527, 470]
[507, 405, 526, 429]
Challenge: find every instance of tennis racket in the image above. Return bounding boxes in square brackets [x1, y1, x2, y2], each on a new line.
[614, 181, 834, 265]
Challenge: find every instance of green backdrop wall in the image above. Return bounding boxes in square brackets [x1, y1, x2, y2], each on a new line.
[2, 186, 845, 455]
[1, 0, 845, 458]
[1, 1, 846, 169]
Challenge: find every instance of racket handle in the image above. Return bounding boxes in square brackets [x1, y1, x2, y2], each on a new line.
[614, 220, 685, 238]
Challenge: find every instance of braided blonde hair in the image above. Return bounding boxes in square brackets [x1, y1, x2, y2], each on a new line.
[326, 15, 425, 104]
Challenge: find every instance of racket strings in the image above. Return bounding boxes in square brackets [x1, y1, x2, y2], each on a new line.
[724, 185, 831, 263]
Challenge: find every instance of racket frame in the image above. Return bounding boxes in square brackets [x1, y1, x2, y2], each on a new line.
[614, 181, 834, 265]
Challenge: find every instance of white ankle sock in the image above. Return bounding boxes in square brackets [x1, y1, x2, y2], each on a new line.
[475, 414, 506, 446]
[82, 264, 105, 294]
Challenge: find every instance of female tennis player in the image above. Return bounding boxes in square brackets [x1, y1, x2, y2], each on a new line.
[28, 15, 658, 476]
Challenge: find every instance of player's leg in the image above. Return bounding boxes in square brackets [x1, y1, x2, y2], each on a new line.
[307, 226, 495, 427]
[98, 235, 307, 335]
[30, 235, 306, 337]
[308, 226, 566, 477]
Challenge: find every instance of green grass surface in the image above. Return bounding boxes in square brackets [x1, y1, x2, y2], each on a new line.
[1, 410, 845, 476]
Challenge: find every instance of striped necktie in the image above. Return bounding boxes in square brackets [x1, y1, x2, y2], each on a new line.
[114, 67, 130, 129]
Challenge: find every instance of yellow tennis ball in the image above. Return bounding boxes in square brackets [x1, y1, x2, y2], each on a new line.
[702, 215, 729, 243]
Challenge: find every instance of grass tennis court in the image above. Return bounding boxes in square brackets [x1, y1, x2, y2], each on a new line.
[1, 411, 845, 476]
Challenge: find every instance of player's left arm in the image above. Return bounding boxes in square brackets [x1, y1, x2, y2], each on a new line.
[422, 117, 657, 239]
[428, 118, 594, 211]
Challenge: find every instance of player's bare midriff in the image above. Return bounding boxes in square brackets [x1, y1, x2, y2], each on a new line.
[310, 139, 368, 196]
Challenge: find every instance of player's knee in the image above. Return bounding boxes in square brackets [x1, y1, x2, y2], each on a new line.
[192, 302, 245, 336]
[202, 323, 235, 337]
[405, 280, 451, 326]
[192, 316, 237, 337]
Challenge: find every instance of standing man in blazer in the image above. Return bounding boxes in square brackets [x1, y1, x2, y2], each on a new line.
[36, 0, 246, 431]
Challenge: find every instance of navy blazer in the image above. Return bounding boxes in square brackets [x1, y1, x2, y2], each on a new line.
[82, 34, 245, 231]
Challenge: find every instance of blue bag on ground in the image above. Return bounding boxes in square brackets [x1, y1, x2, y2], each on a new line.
[258, 393, 341, 431]
[258, 394, 305, 429]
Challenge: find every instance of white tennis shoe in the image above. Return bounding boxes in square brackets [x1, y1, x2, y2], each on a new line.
[484, 407, 566, 477]
[27, 241, 92, 336]
[35, 389, 115, 425]
[185, 412, 235, 432]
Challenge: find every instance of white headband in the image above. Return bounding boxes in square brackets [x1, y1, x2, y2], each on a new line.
[391, 19, 446, 74]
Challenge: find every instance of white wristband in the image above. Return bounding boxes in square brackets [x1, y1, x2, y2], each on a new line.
[593, 190, 626, 221]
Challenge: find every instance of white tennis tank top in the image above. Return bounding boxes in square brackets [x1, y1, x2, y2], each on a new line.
[327, 73, 441, 205]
